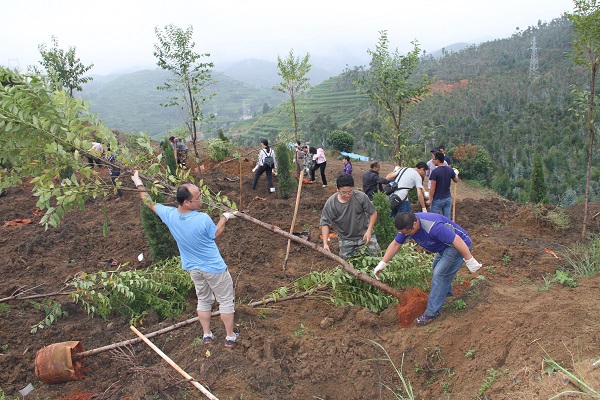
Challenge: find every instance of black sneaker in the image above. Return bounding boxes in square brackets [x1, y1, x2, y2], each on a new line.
[202, 333, 215, 344]
[224, 333, 239, 348]
[415, 313, 439, 326]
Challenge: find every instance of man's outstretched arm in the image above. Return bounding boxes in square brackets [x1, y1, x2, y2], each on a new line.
[131, 171, 156, 213]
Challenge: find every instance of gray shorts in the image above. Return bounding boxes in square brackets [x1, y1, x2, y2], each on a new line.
[189, 269, 235, 314]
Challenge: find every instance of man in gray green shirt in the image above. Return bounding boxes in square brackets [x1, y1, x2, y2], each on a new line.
[320, 174, 380, 259]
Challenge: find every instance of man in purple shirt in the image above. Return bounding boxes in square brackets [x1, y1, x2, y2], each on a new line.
[374, 212, 482, 325]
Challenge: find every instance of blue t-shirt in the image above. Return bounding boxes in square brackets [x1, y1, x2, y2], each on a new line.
[155, 204, 227, 273]
[394, 212, 471, 254]
[429, 166, 456, 200]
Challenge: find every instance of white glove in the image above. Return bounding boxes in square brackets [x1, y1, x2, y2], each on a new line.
[272, 168, 278, 176]
[465, 257, 482, 273]
[131, 171, 143, 187]
[423, 191, 429, 200]
[421, 208, 427, 213]
[453, 168, 459, 177]
[374, 260, 388, 280]
[222, 212, 236, 221]
[394, 165, 401, 173]
[252, 166, 257, 173]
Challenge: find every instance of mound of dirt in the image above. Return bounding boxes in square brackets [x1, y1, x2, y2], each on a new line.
[1, 153, 599, 399]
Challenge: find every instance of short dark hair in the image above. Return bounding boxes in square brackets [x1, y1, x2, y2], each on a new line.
[416, 161, 428, 170]
[439, 145, 446, 151]
[343, 155, 350, 162]
[394, 212, 417, 231]
[370, 161, 380, 169]
[176, 183, 194, 205]
[434, 152, 445, 163]
[309, 146, 317, 155]
[169, 136, 175, 142]
[336, 174, 354, 188]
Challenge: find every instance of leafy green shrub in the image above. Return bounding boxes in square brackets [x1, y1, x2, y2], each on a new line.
[161, 138, 177, 175]
[327, 129, 354, 152]
[140, 191, 179, 261]
[275, 143, 294, 199]
[372, 191, 396, 249]
[28, 300, 68, 334]
[452, 144, 493, 184]
[529, 152, 548, 204]
[208, 138, 234, 161]
[69, 257, 194, 321]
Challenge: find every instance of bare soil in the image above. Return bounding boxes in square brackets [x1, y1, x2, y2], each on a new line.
[1, 154, 599, 399]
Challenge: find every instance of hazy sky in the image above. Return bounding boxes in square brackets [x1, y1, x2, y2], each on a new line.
[2, 0, 573, 75]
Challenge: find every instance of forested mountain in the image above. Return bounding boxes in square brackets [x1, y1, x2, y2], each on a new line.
[405, 15, 595, 205]
[227, 15, 597, 206]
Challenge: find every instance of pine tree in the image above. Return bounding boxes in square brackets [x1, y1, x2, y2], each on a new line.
[529, 153, 548, 204]
[275, 144, 294, 199]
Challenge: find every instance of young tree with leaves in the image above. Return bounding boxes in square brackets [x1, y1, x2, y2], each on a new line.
[37, 36, 94, 97]
[567, 0, 600, 239]
[354, 31, 431, 166]
[274, 50, 311, 141]
[153, 24, 215, 163]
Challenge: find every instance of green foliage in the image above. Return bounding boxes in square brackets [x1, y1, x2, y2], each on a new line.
[479, 368, 504, 395]
[275, 143, 294, 199]
[464, 349, 476, 359]
[551, 269, 579, 287]
[372, 191, 396, 249]
[217, 129, 229, 142]
[327, 129, 354, 152]
[292, 323, 307, 338]
[529, 152, 548, 203]
[452, 144, 493, 184]
[452, 299, 467, 311]
[154, 24, 215, 144]
[354, 31, 431, 165]
[161, 139, 178, 175]
[140, 190, 179, 262]
[532, 204, 570, 230]
[28, 299, 68, 334]
[0, 67, 134, 228]
[265, 245, 432, 313]
[69, 257, 194, 321]
[561, 235, 600, 276]
[207, 138, 234, 161]
[274, 49, 312, 140]
[364, 340, 414, 399]
[37, 36, 94, 97]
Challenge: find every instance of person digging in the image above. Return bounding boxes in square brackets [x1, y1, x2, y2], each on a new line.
[374, 211, 482, 325]
[131, 171, 239, 347]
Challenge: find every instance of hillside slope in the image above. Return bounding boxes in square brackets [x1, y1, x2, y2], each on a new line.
[1, 156, 599, 399]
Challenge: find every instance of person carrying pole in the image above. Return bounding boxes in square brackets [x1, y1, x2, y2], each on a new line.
[131, 172, 239, 348]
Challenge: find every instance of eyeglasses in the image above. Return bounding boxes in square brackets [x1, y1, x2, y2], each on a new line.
[338, 190, 353, 196]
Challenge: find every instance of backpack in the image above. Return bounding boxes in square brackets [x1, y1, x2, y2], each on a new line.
[263, 150, 275, 168]
[383, 168, 408, 195]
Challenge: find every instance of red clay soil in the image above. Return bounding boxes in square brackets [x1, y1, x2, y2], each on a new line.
[1, 153, 599, 399]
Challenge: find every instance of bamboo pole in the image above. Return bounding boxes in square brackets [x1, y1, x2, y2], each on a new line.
[452, 180, 458, 221]
[130, 326, 219, 400]
[283, 172, 304, 270]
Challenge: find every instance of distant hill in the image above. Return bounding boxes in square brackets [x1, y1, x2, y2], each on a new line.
[80, 69, 286, 137]
[221, 58, 343, 89]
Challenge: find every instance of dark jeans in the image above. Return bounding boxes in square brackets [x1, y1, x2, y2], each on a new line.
[252, 165, 273, 189]
[310, 161, 327, 185]
[87, 157, 102, 168]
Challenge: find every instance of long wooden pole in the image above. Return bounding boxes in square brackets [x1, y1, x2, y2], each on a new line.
[130, 326, 219, 400]
[283, 172, 304, 270]
[452, 180, 458, 221]
[231, 211, 403, 299]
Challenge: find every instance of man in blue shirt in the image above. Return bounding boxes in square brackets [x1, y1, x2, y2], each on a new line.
[427, 152, 458, 218]
[374, 212, 482, 325]
[132, 172, 239, 347]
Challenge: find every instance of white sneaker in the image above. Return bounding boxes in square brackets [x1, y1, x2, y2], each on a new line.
[269, 187, 275, 193]
[322, 185, 327, 188]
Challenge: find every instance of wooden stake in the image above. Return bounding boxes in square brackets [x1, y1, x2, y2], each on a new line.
[283, 172, 304, 270]
[452, 180, 458, 221]
[130, 326, 219, 400]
